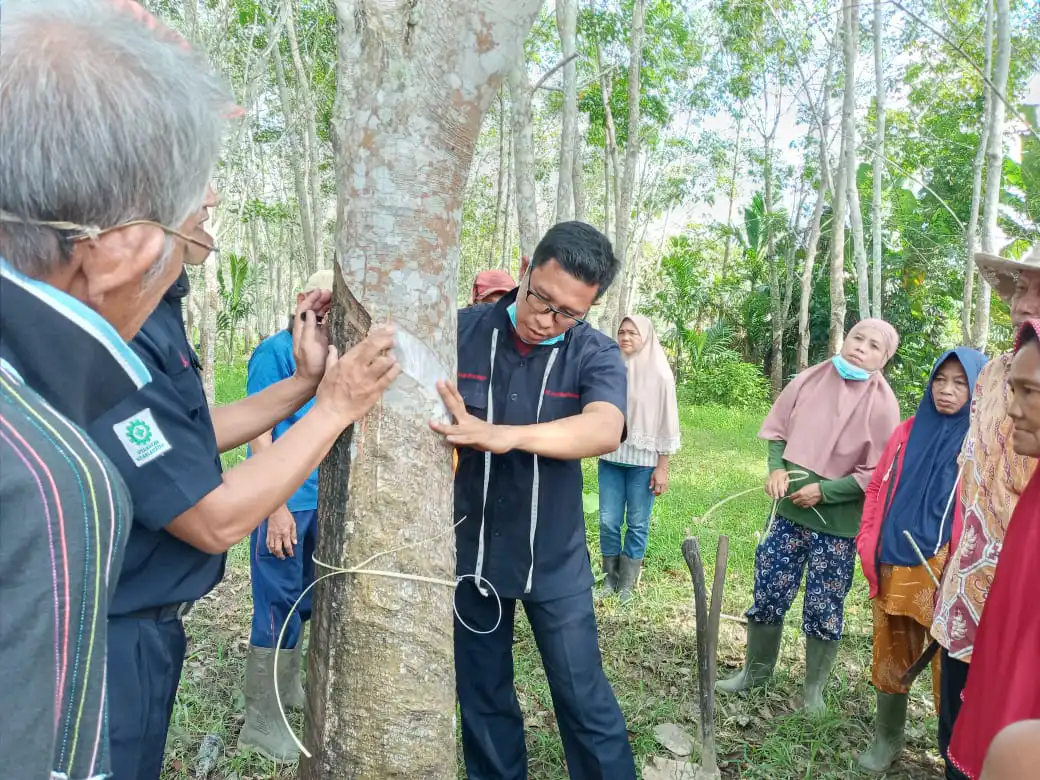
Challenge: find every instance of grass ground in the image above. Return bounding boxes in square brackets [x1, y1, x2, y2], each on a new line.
[161, 363, 944, 779]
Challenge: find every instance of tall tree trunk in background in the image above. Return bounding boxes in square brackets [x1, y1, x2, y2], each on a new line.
[797, 35, 836, 371]
[870, 0, 885, 318]
[284, 4, 327, 266]
[573, 111, 588, 221]
[972, 0, 1010, 352]
[760, 69, 784, 397]
[609, 0, 646, 335]
[596, 43, 619, 248]
[848, 158, 869, 318]
[829, 0, 855, 356]
[509, 59, 540, 261]
[301, 1, 540, 776]
[273, 46, 319, 272]
[556, 0, 578, 222]
[966, 0, 995, 345]
[200, 243, 219, 403]
[843, 1, 868, 321]
[501, 143, 513, 268]
[491, 92, 507, 263]
[721, 107, 743, 278]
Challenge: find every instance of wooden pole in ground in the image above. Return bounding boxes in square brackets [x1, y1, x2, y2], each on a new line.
[681, 534, 728, 780]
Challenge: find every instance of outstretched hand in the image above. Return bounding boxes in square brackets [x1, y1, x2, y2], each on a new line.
[429, 381, 517, 454]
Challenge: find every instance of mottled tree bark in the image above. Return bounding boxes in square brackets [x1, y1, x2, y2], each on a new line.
[301, 1, 541, 777]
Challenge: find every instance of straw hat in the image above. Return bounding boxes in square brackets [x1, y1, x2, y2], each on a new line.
[975, 244, 1040, 304]
[300, 269, 334, 294]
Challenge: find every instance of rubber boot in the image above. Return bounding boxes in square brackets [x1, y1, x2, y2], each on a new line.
[238, 646, 300, 761]
[595, 555, 620, 600]
[617, 555, 642, 604]
[716, 620, 784, 694]
[857, 691, 908, 773]
[277, 643, 306, 712]
[803, 636, 840, 714]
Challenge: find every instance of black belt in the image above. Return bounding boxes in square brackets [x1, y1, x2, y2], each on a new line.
[120, 601, 195, 622]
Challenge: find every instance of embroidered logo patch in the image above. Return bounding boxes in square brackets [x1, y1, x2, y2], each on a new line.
[114, 408, 171, 466]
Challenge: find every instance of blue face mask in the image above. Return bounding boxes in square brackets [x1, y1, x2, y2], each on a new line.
[832, 354, 872, 381]
[507, 302, 565, 346]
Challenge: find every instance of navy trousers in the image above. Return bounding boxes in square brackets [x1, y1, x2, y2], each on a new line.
[249, 508, 317, 648]
[455, 581, 635, 780]
[108, 616, 187, 780]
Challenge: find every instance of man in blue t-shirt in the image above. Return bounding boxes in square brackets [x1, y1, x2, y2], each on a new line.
[239, 269, 332, 758]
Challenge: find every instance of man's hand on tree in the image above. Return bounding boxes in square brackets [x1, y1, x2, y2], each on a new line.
[429, 380, 517, 454]
[292, 290, 334, 387]
[266, 506, 297, 559]
[314, 324, 400, 426]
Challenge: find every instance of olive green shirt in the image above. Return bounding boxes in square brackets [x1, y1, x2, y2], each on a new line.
[767, 439, 865, 538]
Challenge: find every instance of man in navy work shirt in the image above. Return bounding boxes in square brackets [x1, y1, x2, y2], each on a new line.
[431, 221, 636, 779]
[88, 186, 402, 779]
[238, 268, 333, 760]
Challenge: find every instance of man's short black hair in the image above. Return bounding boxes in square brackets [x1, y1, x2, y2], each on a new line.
[530, 221, 620, 301]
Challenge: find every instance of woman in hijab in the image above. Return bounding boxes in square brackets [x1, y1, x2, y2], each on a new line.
[947, 321, 1040, 780]
[597, 315, 681, 604]
[716, 319, 901, 713]
[856, 347, 987, 773]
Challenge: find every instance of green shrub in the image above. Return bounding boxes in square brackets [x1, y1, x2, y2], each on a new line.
[682, 359, 771, 411]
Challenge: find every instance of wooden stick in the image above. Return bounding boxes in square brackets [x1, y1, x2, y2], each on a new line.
[707, 536, 730, 691]
[681, 536, 722, 779]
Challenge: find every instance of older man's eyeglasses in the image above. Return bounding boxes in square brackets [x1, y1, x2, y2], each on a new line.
[0, 211, 217, 255]
[524, 285, 587, 327]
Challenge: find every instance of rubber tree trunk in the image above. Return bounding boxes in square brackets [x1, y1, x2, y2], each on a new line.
[972, 0, 1010, 352]
[870, 0, 885, 319]
[962, 0, 993, 344]
[555, 0, 578, 222]
[300, 2, 541, 778]
[829, 0, 856, 357]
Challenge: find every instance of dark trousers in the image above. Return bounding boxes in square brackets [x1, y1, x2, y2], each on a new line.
[455, 581, 635, 780]
[108, 616, 187, 780]
[939, 650, 971, 780]
[249, 508, 317, 648]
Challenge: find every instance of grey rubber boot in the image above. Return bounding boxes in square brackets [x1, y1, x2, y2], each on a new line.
[803, 636, 840, 714]
[857, 691, 909, 773]
[277, 643, 306, 712]
[595, 555, 620, 600]
[238, 646, 300, 762]
[716, 620, 784, 694]
[617, 555, 642, 604]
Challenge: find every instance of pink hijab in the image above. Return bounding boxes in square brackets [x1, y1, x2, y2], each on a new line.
[620, 315, 681, 455]
[759, 319, 901, 489]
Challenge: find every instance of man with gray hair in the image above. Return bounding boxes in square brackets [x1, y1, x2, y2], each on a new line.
[0, 1, 231, 777]
[1, 2, 403, 778]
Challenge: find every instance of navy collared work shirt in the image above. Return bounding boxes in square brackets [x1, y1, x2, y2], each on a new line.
[454, 290, 628, 602]
[87, 272, 226, 615]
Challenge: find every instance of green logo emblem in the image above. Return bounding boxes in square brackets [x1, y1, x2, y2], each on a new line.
[125, 419, 152, 446]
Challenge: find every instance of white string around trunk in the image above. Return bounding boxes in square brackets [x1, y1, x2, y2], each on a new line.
[270, 516, 504, 760]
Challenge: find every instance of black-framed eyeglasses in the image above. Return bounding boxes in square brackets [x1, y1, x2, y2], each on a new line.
[524, 285, 587, 327]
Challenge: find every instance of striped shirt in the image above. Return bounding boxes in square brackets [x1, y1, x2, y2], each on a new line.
[600, 441, 661, 468]
[1, 260, 149, 780]
[0, 359, 130, 780]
